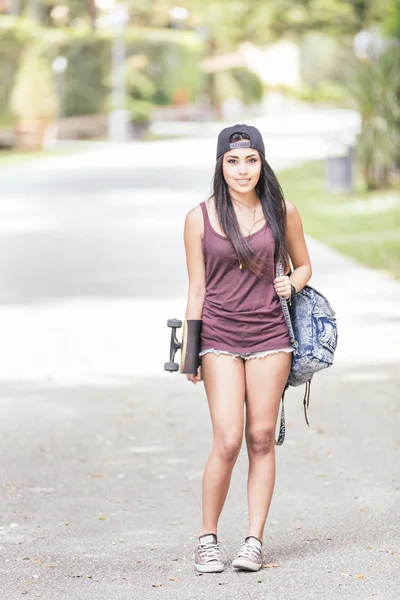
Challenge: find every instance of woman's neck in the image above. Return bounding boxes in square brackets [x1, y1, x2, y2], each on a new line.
[229, 190, 260, 209]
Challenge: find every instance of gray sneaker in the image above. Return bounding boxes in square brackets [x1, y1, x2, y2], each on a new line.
[194, 533, 225, 573]
[232, 536, 263, 571]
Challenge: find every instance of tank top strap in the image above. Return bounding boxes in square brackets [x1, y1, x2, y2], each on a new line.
[200, 201, 212, 237]
[200, 201, 209, 224]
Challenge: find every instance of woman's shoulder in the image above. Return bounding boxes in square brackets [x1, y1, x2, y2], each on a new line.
[284, 199, 301, 222]
[284, 199, 297, 214]
[185, 203, 205, 235]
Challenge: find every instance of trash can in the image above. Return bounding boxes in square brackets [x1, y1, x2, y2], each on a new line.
[326, 143, 355, 193]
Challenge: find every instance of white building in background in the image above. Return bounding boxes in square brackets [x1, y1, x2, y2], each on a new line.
[239, 40, 301, 88]
[202, 40, 301, 89]
[202, 40, 301, 118]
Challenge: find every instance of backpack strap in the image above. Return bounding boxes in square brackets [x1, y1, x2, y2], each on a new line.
[303, 379, 311, 426]
[275, 385, 287, 446]
[276, 262, 298, 352]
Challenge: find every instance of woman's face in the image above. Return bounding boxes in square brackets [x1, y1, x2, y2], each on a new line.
[222, 146, 262, 195]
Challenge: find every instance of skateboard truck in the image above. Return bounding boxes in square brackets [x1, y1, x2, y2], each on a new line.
[164, 319, 182, 372]
[164, 318, 202, 374]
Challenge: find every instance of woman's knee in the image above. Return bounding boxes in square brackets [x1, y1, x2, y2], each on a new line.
[214, 434, 243, 462]
[246, 427, 275, 456]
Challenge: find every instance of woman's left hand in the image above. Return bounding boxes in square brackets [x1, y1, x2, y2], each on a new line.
[274, 275, 291, 299]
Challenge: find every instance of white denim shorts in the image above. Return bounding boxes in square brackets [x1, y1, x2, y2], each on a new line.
[199, 347, 293, 361]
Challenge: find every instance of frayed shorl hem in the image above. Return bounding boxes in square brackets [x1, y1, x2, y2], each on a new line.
[199, 347, 293, 360]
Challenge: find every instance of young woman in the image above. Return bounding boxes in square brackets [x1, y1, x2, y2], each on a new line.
[183, 124, 312, 573]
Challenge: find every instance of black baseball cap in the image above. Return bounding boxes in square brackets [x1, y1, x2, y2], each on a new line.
[216, 124, 265, 159]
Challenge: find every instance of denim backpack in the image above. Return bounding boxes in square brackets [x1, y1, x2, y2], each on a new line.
[275, 265, 338, 445]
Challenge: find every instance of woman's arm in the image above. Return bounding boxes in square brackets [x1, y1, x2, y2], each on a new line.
[274, 201, 312, 299]
[183, 206, 206, 384]
[184, 206, 206, 319]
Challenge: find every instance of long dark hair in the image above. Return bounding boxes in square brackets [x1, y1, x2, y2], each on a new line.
[209, 132, 288, 277]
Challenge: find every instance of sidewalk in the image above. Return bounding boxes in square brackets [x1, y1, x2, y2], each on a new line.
[0, 139, 399, 599]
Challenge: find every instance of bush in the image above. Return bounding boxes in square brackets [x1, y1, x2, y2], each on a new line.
[206, 67, 264, 110]
[43, 29, 111, 117]
[230, 67, 264, 105]
[127, 98, 153, 125]
[0, 17, 36, 126]
[127, 28, 205, 106]
[125, 65, 156, 102]
[10, 44, 58, 121]
[346, 47, 400, 189]
[212, 70, 243, 104]
[0, 18, 205, 121]
[292, 83, 349, 105]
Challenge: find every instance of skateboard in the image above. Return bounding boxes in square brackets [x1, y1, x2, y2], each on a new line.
[164, 318, 202, 374]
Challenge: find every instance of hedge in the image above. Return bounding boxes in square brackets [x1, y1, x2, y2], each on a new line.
[0, 16, 205, 123]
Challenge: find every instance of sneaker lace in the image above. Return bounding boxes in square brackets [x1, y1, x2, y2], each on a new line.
[199, 541, 221, 563]
[238, 541, 261, 562]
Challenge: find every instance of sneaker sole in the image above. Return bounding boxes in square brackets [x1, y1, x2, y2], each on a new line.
[195, 563, 225, 573]
[232, 558, 262, 571]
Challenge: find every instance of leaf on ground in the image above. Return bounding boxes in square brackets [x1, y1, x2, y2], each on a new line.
[152, 583, 163, 587]
[263, 563, 279, 568]
[355, 574, 364, 579]
[168, 577, 179, 581]
[98, 516, 106, 520]
[137, 560, 143, 563]
[91, 473, 104, 478]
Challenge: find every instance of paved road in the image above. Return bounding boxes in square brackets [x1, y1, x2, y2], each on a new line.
[0, 127, 399, 599]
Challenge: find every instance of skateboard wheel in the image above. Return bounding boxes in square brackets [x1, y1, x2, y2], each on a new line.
[164, 362, 180, 372]
[167, 318, 182, 328]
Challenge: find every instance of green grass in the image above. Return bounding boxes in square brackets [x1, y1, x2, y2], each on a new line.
[0, 146, 92, 169]
[279, 161, 400, 280]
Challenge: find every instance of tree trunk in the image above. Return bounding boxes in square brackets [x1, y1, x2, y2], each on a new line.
[27, 0, 42, 23]
[9, 0, 21, 15]
[86, 0, 98, 29]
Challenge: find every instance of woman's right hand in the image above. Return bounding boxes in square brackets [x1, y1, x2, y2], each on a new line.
[186, 366, 202, 384]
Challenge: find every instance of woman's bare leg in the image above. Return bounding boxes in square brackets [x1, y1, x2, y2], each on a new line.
[200, 353, 246, 536]
[244, 352, 292, 542]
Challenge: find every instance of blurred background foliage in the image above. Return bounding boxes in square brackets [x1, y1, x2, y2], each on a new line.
[1, 0, 400, 189]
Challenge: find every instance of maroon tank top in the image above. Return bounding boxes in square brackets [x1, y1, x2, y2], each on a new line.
[200, 201, 290, 353]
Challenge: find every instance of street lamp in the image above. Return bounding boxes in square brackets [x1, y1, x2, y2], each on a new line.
[96, 1, 130, 142]
[354, 29, 385, 61]
[169, 6, 189, 29]
[51, 55, 68, 144]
